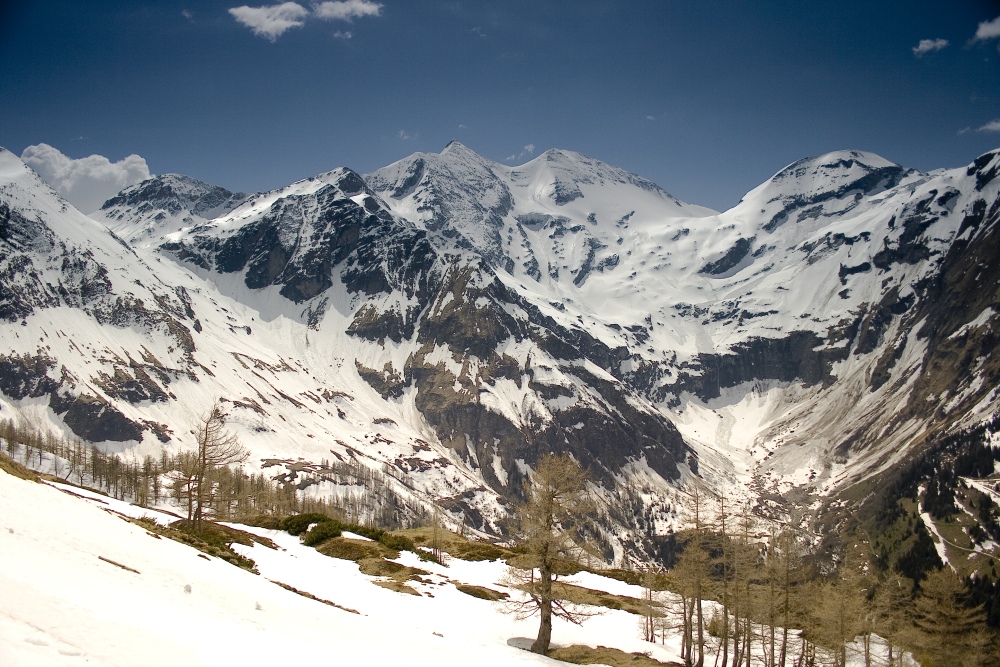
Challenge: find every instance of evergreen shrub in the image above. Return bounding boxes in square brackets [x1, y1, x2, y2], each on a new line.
[302, 521, 343, 546]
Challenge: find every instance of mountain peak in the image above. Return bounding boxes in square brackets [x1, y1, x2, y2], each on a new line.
[92, 172, 246, 247]
[732, 148, 916, 229]
[99, 173, 244, 214]
[441, 140, 482, 160]
[772, 149, 904, 183]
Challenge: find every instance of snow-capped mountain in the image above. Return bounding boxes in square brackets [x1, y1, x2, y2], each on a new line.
[2, 141, 999, 555]
[91, 173, 246, 248]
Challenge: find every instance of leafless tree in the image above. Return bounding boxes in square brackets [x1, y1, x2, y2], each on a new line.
[190, 400, 248, 529]
[500, 453, 595, 654]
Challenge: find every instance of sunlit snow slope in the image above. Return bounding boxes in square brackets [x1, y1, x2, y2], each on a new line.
[0, 468, 690, 667]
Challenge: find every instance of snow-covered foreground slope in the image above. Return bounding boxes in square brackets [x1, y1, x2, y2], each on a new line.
[0, 468, 685, 666]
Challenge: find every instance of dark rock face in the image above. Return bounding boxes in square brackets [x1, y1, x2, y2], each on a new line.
[969, 151, 999, 191]
[853, 287, 914, 356]
[100, 174, 245, 218]
[666, 331, 848, 402]
[163, 176, 440, 317]
[902, 191, 1000, 419]
[49, 392, 144, 443]
[700, 237, 755, 275]
[393, 258, 689, 491]
[0, 351, 60, 399]
[0, 201, 58, 320]
[210, 189, 367, 302]
[551, 179, 584, 205]
[871, 196, 941, 270]
[356, 361, 406, 399]
[95, 365, 170, 404]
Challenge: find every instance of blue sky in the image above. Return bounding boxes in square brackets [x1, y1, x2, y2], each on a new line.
[2, 1, 1000, 211]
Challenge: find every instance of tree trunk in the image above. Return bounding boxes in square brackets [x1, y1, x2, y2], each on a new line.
[531, 563, 553, 654]
[696, 592, 705, 667]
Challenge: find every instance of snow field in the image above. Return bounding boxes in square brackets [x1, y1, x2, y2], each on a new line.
[1, 468, 690, 666]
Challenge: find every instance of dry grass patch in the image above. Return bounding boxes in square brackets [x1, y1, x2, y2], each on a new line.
[0, 451, 39, 481]
[373, 579, 421, 595]
[269, 579, 360, 614]
[454, 582, 509, 601]
[357, 557, 429, 579]
[359, 557, 430, 596]
[551, 582, 664, 617]
[127, 518, 262, 572]
[548, 645, 682, 667]
[316, 537, 397, 561]
[396, 526, 512, 562]
[315, 536, 431, 596]
[171, 519, 279, 550]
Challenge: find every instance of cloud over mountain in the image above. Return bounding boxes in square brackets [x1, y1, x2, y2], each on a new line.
[20, 143, 152, 214]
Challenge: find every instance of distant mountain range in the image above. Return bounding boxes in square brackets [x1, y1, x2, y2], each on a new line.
[2, 141, 999, 557]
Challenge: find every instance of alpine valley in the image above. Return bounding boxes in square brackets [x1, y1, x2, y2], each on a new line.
[3, 141, 1000, 565]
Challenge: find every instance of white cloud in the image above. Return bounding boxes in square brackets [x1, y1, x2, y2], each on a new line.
[398, 129, 415, 140]
[974, 16, 1000, 41]
[181, 9, 194, 21]
[21, 144, 152, 214]
[912, 38, 948, 57]
[229, 2, 309, 41]
[229, 1, 381, 40]
[504, 144, 536, 162]
[312, 1, 382, 21]
[978, 119, 1000, 132]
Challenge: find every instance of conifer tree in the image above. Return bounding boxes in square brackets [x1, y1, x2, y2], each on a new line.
[911, 567, 990, 667]
[806, 549, 870, 667]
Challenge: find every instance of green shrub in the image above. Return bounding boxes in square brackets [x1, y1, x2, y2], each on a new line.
[302, 521, 343, 546]
[380, 533, 415, 552]
[345, 524, 385, 541]
[283, 512, 336, 535]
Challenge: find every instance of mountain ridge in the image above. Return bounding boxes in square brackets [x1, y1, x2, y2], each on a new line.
[2, 141, 999, 559]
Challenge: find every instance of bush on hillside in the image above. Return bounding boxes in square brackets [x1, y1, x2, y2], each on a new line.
[302, 521, 343, 546]
[283, 512, 336, 535]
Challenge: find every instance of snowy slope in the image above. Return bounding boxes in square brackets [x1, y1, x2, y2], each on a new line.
[0, 468, 685, 667]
